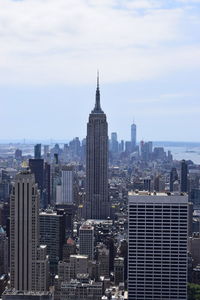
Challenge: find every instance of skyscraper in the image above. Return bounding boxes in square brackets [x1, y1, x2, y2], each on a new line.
[128, 192, 188, 300]
[85, 74, 109, 219]
[29, 159, 44, 207]
[131, 121, 136, 150]
[110, 132, 118, 154]
[10, 171, 37, 291]
[181, 159, 188, 193]
[10, 170, 49, 293]
[79, 223, 94, 260]
[61, 166, 74, 204]
[170, 167, 178, 192]
[29, 159, 44, 192]
[34, 144, 41, 159]
[39, 210, 65, 273]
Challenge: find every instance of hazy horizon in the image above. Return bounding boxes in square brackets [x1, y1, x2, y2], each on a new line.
[1, 0, 200, 141]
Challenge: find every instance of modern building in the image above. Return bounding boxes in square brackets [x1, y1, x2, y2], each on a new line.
[181, 160, 188, 193]
[114, 257, 124, 285]
[51, 159, 61, 206]
[143, 178, 151, 192]
[128, 192, 189, 300]
[61, 166, 74, 204]
[85, 74, 110, 219]
[170, 167, 178, 192]
[131, 122, 136, 150]
[79, 223, 94, 260]
[44, 162, 51, 208]
[10, 170, 49, 292]
[39, 210, 65, 272]
[190, 188, 200, 209]
[29, 159, 44, 207]
[34, 144, 41, 159]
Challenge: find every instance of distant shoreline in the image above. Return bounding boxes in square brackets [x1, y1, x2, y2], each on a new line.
[0, 140, 200, 147]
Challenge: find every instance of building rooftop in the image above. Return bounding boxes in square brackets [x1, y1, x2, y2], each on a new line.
[70, 254, 88, 259]
[3, 289, 52, 296]
[129, 191, 188, 204]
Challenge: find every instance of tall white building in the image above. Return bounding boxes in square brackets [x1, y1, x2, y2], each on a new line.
[10, 170, 49, 292]
[62, 166, 73, 204]
[79, 223, 94, 260]
[128, 192, 188, 300]
[56, 166, 74, 204]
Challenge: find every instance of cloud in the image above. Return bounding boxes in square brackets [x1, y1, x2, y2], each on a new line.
[0, 0, 199, 85]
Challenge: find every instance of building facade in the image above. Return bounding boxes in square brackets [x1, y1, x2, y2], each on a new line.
[79, 224, 94, 260]
[128, 192, 188, 300]
[10, 171, 39, 291]
[61, 166, 74, 204]
[10, 170, 49, 292]
[39, 210, 65, 272]
[181, 160, 188, 193]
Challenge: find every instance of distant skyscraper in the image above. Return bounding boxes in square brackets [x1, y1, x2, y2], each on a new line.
[170, 167, 178, 192]
[110, 132, 118, 153]
[128, 192, 188, 300]
[181, 160, 188, 193]
[43, 145, 49, 161]
[118, 140, 124, 153]
[29, 159, 44, 207]
[29, 159, 44, 191]
[86, 74, 109, 219]
[34, 144, 41, 159]
[131, 122, 136, 150]
[140, 141, 153, 161]
[44, 162, 51, 207]
[61, 166, 74, 204]
[15, 149, 22, 160]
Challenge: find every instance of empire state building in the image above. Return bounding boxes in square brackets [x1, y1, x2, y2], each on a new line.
[85, 74, 110, 219]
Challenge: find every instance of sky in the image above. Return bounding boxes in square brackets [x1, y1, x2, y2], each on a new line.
[0, 0, 200, 142]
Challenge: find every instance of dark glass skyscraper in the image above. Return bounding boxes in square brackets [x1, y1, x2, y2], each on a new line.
[85, 75, 109, 219]
[181, 160, 188, 193]
[34, 144, 41, 159]
[170, 167, 178, 192]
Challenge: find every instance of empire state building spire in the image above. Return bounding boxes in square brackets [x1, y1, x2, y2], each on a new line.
[85, 74, 110, 220]
[92, 71, 103, 114]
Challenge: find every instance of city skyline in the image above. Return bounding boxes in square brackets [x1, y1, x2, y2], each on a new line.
[0, 0, 200, 142]
[0, 1, 200, 299]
